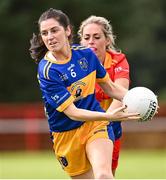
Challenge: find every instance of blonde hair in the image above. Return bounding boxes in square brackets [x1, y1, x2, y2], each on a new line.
[78, 15, 117, 51]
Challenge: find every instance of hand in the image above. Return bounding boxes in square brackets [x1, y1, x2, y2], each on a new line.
[106, 105, 141, 121]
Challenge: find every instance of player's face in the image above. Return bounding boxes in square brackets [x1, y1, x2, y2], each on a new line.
[81, 23, 110, 63]
[40, 18, 71, 53]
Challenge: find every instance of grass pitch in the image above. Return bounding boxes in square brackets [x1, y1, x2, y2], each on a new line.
[0, 149, 165, 179]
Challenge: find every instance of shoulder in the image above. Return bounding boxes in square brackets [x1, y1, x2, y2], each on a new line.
[71, 44, 94, 55]
[38, 58, 50, 74]
[108, 50, 127, 64]
[71, 44, 98, 64]
[38, 59, 58, 80]
[71, 44, 88, 50]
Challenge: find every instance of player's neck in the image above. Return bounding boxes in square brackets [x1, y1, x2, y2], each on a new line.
[99, 54, 106, 64]
[52, 43, 71, 62]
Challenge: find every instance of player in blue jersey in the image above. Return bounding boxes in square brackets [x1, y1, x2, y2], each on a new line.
[29, 8, 140, 179]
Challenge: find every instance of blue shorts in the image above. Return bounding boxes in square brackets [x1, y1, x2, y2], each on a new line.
[107, 124, 115, 142]
[108, 121, 122, 140]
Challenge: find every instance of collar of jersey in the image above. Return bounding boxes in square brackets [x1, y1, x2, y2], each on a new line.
[103, 52, 112, 69]
[44, 51, 71, 64]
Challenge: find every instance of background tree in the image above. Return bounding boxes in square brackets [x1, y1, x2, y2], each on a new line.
[0, 0, 165, 102]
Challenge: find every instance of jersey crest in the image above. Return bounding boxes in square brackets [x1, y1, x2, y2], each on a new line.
[78, 58, 88, 71]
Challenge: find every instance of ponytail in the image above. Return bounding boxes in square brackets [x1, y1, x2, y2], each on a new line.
[29, 33, 47, 64]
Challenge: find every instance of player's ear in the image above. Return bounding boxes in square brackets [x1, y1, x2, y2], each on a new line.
[106, 38, 111, 48]
[66, 25, 71, 37]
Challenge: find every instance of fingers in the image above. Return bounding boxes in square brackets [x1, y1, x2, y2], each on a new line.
[107, 105, 141, 121]
[120, 116, 141, 121]
[113, 105, 140, 117]
[156, 105, 160, 114]
[109, 105, 127, 113]
[124, 112, 140, 117]
[119, 113, 141, 121]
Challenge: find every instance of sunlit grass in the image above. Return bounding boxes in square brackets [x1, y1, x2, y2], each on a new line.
[116, 149, 166, 179]
[0, 151, 69, 179]
[0, 149, 166, 179]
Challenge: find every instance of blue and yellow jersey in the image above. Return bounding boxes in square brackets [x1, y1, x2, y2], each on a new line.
[37, 45, 109, 132]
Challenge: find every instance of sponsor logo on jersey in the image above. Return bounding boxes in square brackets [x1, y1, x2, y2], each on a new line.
[114, 66, 129, 73]
[59, 73, 68, 81]
[51, 94, 59, 101]
[51, 92, 69, 104]
[70, 81, 86, 101]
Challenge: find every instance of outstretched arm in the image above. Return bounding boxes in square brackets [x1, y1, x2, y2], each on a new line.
[63, 103, 140, 122]
[107, 78, 129, 112]
[98, 78, 128, 102]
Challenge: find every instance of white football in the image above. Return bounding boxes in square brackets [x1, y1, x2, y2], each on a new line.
[123, 87, 158, 122]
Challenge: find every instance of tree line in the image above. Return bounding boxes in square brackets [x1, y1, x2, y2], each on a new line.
[0, 0, 165, 102]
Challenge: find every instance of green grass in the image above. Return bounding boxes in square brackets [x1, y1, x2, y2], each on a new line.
[0, 151, 69, 179]
[116, 149, 166, 179]
[0, 150, 166, 179]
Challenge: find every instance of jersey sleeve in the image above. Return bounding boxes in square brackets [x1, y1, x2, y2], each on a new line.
[113, 55, 130, 80]
[38, 63, 74, 112]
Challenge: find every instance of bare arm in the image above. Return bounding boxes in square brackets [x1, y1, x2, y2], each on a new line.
[98, 78, 128, 102]
[107, 78, 129, 112]
[64, 103, 109, 121]
[63, 102, 140, 122]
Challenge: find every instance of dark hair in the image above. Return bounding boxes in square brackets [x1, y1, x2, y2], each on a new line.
[29, 8, 73, 63]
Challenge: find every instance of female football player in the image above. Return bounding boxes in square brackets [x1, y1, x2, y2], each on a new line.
[29, 8, 139, 179]
[78, 15, 130, 176]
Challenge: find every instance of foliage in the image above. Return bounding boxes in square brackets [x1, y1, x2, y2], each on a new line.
[0, 0, 165, 102]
